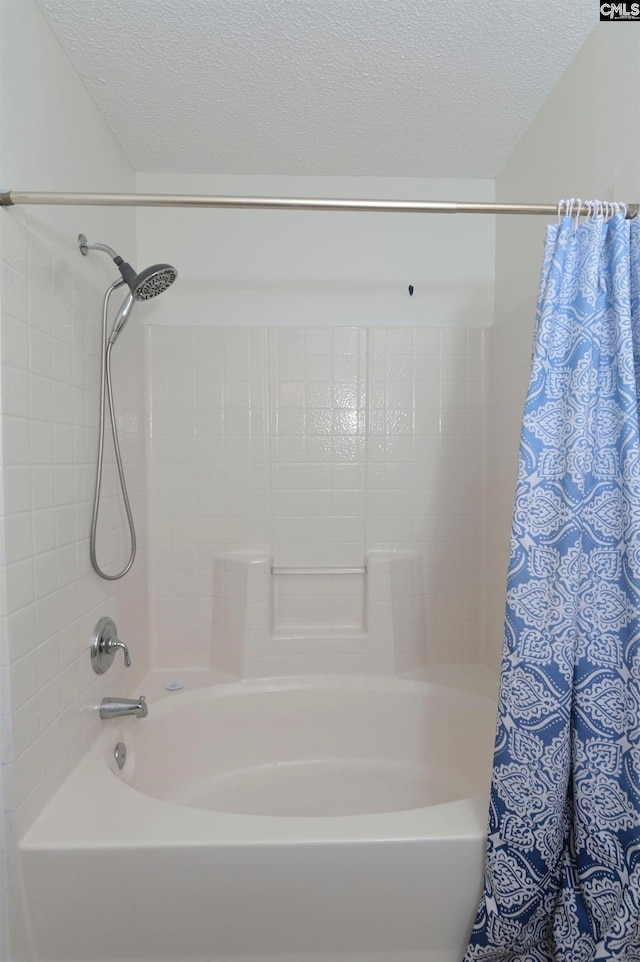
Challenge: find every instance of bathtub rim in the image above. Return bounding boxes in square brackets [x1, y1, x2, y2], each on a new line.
[114, 670, 498, 716]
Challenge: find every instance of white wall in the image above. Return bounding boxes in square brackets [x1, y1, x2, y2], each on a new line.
[136, 173, 495, 327]
[484, 24, 640, 671]
[0, 0, 136, 280]
[0, 2, 147, 959]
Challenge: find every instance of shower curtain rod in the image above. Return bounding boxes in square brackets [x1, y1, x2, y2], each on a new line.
[0, 190, 638, 218]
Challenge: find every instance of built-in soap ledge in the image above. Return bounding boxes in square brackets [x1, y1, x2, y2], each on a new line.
[272, 566, 367, 575]
[213, 550, 427, 677]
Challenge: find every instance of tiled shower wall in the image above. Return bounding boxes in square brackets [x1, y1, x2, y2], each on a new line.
[0, 212, 150, 836]
[148, 324, 487, 670]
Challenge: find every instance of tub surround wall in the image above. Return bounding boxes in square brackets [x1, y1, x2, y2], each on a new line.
[148, 325, 486, 670]
[141, 173, 493, 671]
[485, 25, 640, 671]
[0, 212, 149, 836]
[214, 553, 271, 676]
[214, 550, 426, 676]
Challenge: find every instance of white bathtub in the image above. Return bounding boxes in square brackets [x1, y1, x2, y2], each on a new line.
[21, 674, 497, 962]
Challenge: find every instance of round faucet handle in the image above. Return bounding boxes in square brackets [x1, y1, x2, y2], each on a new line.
[90, 617, 132, 673]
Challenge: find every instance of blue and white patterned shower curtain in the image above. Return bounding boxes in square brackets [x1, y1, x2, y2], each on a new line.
[465, 209, 640, 962]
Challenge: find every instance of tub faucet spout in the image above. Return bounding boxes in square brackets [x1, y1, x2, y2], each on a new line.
[100, 695, 148, 720]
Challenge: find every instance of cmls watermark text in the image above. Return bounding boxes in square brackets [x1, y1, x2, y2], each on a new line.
[600, 2, 640, 18]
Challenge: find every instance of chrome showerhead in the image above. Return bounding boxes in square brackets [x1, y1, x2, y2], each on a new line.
[133, 264, 178, 301]
[78, 234, 177, 343]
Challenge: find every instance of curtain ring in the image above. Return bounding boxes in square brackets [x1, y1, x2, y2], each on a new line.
[558, 199, 566, 223]
[574, 199, 583, 231]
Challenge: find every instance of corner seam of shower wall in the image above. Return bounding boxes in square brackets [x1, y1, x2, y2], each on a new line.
[142, 321, 158, 667]
[0, 210, 13, 962]
[0, 654, 13, 962]
[363, 326, 372, 632]
[478, 325, 491, 671]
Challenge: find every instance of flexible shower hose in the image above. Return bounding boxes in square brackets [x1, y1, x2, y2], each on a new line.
[90, 281, 137, 580]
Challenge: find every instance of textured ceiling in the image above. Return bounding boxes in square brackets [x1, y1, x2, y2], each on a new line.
[36, 0, 597, 178]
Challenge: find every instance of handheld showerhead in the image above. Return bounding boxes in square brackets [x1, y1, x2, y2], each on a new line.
[108, 262, 177, 344]
[111, 255, 177, 303]
[132, 264, 178, 301]
[78, 234, 177, 342]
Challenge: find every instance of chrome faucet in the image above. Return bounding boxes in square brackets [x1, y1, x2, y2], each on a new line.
[99, 695, 148, 720]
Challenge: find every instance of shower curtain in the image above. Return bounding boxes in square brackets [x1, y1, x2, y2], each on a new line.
[465, 209, 640, 962]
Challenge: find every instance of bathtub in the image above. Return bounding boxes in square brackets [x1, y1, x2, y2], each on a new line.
[21, 674, 497, 962]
